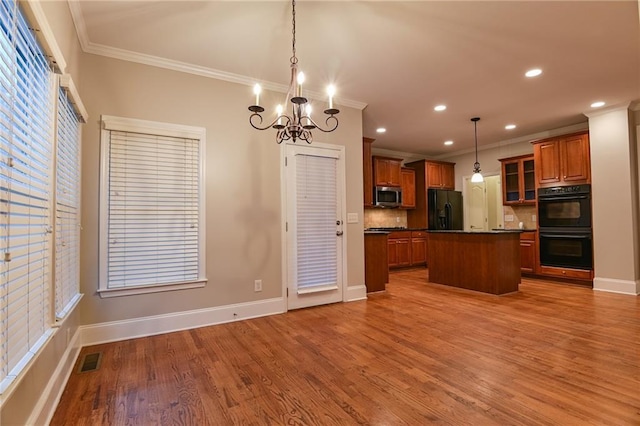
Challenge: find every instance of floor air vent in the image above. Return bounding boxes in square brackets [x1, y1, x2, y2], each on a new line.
[78, 352, 102, 373]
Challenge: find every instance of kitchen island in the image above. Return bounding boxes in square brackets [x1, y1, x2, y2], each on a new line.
[427, 230, 521, 295]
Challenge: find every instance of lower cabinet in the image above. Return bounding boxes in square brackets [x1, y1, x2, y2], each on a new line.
[388, 231, 427, 269]
[520, 231, 537, 274]
[411, 231, 427, 266]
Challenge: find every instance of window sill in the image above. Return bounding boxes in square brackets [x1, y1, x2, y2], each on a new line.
[98, 279, 207, 298]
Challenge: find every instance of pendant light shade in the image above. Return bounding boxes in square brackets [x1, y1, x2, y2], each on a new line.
[470, 117, 484, 183]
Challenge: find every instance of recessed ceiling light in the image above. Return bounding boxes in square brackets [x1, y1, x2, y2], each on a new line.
[434, 105, 447, 112]
[505, 124, 516, 130]
[525, 68, 542, 78]
[376, 127, 386, 133]
[591, 101, 605, 108]
[444, 140, 453, 146]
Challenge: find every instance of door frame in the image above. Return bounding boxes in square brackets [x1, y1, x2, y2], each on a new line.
[462, 172, 502, 231]
[280, 140, 348, 312]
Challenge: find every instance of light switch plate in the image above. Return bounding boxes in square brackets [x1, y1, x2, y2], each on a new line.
[504, 214, 514, 222]
[531, 214, 536, 221]
[347, 213, 358, 223]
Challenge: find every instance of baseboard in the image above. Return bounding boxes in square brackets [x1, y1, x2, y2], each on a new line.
[29, 329, 82, 426]
[593, 277, 640, 295]
[346, 284, 367, 302]
[81, 297, 286, 346]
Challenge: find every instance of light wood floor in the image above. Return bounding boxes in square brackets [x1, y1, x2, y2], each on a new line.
[52, 269, 640, 425]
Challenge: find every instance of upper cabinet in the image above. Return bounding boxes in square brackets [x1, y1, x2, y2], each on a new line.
[500, 154, 535, 205]
[533, 131, 590, 188]
[401, 167, 416, 209]
[373, 156, 402, 187]
[363, 138, 375, 207]
[426, 161, 455, 190]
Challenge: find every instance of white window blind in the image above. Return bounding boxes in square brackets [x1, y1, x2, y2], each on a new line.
[0, 0, 53, 392]
[99, 118, 206, 296]
[295, 154, 338, 290]
[54, 86, 81, 319]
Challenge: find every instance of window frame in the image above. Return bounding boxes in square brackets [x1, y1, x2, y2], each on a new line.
[98, 115, 207, 298]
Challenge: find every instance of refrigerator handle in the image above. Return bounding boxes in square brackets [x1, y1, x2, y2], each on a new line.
[444, 202, 451, 230]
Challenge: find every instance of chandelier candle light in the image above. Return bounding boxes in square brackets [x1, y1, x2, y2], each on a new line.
[248, 0, 339, 144]
[471, 117, 484, 183]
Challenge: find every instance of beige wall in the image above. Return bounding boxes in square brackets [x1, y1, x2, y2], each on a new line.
[78, 53, 364, 324]
[0, 2, 84, 424]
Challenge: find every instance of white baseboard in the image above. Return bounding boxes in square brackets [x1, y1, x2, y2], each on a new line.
[593, 277, 640, 295]
[81, 297, 286, 346]
[346, 284, 367, 302]
[29, 329, 82, 426]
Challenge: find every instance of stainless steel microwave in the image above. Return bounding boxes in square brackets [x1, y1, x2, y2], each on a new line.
[375, 186, 402, 208]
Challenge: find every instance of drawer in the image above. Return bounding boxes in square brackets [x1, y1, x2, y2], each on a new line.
[388, 231, 412, 239]
[411, 231, 427, 238]
[520, 231, 536, 241]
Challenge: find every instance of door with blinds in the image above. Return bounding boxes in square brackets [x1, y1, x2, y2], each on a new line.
[285, 143, 345, 310]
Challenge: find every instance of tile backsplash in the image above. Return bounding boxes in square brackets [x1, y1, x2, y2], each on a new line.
[364, 209, 408, 229]
[502, 205, 537, 230]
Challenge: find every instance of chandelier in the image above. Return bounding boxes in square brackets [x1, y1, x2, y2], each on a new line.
[248, 0, 339, 144]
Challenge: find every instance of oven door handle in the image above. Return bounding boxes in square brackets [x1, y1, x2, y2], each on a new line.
[538, 195, 589, 202]
[540, 233, 591, 239]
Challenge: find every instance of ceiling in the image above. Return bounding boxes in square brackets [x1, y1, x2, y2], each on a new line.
[70, 1, 640, 157]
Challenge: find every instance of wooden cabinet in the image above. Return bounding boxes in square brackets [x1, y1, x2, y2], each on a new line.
[426, 161, 455, 189]
[405, 160, 456, 229]
[364, 232, 388, 292]
[401, 168, 416, 209]
[388, 230, 427, 268]
[373, 156, 402, 187]
[363, 138, 374, 207]
[411, 231, 427, 266]
[533, 132, 590, 188]
[520, 231, 537, 274]
[500, 154, 536, 205]
[388, 231, 411, 268]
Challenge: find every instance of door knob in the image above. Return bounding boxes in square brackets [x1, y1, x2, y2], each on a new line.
[336, 231, 343, 236]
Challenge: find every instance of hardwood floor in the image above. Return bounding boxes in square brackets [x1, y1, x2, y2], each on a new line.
[51, 269, 640, 425]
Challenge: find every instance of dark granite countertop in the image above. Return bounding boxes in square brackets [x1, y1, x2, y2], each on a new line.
[427, 230, 523, 234]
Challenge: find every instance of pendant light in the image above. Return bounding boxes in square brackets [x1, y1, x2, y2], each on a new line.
[470, 117, 484, 183]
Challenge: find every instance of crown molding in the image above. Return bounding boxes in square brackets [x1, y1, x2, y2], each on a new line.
[433, 121, 590, 160]
[66, 1, 367, 111]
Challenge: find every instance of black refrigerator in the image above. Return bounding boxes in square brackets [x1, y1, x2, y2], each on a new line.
[428, 189, 463, 230]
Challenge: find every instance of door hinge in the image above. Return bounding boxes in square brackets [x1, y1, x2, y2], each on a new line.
[287, 288, 289, 297]
[285, 157, 288, 166]
[286, 222, 288, 232]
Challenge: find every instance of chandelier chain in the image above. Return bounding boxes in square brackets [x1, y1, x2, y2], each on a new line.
[290, 0, 297, 64]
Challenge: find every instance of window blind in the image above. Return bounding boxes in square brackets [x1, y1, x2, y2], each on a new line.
[54, 86, 81, 319]
[0, 0, 53, 391]
[105, 130, 200, 289]
[295, 154, 338, 290]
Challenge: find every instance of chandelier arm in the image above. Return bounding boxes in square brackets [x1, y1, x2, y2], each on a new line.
[305, 115, 339, 133]
[250, 113, 292, 131]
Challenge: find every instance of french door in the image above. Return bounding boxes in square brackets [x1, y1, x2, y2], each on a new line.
[285, 143, 345, 310]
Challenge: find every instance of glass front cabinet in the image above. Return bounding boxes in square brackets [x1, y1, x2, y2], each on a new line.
[500, 154, 535, 205]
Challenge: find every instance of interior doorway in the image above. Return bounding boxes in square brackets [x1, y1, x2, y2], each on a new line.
[463, 174, 504, 231]
[284, 142, 346, 310]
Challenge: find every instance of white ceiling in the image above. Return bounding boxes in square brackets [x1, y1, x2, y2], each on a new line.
[70, 1, 640, 157]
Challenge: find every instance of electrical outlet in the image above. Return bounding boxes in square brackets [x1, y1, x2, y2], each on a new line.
[347, 213, 358, 223]
[254, 279, 262, 292]
[504, 214, 514, 222]
[532, 214, 536, 221]
[396, 216, 400, 223]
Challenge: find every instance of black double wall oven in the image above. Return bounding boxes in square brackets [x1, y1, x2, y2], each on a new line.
[537, 184, 593, 270]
